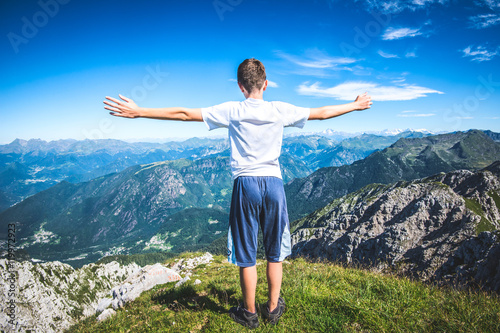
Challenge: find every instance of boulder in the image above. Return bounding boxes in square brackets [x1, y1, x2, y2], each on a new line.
[97, 308, 116, 322]
[111, 263, 181, 309]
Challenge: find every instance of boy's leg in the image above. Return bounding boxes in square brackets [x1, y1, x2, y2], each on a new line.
[266, 261, 282, 311]
[228, 177, 260, 315]
[259, 177, 290, 321]
[230, 263, 259, 329]
[240, 265, 257, 313]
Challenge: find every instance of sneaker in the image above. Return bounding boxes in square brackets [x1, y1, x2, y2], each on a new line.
[263, 296, 286, 325]
[229, 303, 259, 329]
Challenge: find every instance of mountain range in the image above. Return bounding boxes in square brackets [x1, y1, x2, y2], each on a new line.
[0, 129, 499, 269]
[0, 130, 428, 212]
[0, 138, 228, 211]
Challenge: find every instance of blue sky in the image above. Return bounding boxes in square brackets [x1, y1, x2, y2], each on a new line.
[1, 0, 499, 143]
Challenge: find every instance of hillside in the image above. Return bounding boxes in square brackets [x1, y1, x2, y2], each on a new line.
[64, 253, 500, 332]
[283, 131, 428, 170]
[291, 162, 500, 292]
[0, 157, 232, 266]
[285, 130, 500, 221]
[4, 252, 499, 332]
[147, 208, 230, 253]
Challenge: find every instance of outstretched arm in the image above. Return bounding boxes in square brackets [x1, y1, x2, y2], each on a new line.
[104, 95, 203, 122]
[308, 93, 372, 120]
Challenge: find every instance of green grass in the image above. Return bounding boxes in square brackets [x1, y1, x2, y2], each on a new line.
[67, 254, 500, 333]
[463, 198, 496, 235]
[488, 190, 500, 212]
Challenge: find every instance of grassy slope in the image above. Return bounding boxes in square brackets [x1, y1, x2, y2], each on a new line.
[67, 253, 500, 333]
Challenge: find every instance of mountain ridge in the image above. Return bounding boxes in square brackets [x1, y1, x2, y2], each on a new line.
[285, 129, 500, 221]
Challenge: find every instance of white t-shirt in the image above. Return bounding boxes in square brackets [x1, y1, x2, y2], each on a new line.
[201, 98, 310, 179]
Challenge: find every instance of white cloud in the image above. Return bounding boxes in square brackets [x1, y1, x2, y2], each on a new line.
[378, 50, 399, 58]
[382, 27, 423, 40]
[267, 80, 279, 88]
[475, 0, 500, 10]
[275, 49, 356, 70]
[352, 65, 373, 76]
[377, 72, 410, 83]
[462, 45, 499, 61]
[397, 111, 436, 117]
[405, 51, 417, 58]
[469, 13, 500, 29]
[392, 77, 407, 84]
[297, 81, 444, 101]
[360, 0, 449, 13]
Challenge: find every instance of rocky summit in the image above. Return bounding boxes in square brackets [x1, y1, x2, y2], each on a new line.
[0, 252, 214, 332]
[291, 161, 500, 292]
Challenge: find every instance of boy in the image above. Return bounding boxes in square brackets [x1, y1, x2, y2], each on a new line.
[104, 58, 372, 328]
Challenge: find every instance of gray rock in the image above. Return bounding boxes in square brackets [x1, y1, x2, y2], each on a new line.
[97, 308, 116, 322]
[171, 252, 213, 274]
[175, 276, 191, 288]
[0, 259, 139, 333]
[434, 231, 500, 292]
[110, 263, 181, 309]
[96, 297, 113, 313]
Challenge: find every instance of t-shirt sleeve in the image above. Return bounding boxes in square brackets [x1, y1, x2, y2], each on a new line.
[201, 102, 234, 130]
[274, 102, 310, 128]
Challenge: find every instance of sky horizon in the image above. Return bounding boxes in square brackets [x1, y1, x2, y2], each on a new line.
[1, 0, 499, 144]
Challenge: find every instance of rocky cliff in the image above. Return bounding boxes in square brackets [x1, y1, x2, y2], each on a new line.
[0, 252, 213, 333]
[0, 259, 140, 332]
[291, 162, 500, 292]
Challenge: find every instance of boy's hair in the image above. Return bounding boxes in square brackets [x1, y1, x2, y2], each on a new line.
[237, 58, 266, 94]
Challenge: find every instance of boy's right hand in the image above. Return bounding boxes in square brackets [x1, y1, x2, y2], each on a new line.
[104, 94, 142, 118]
[354, 93, 373, 110]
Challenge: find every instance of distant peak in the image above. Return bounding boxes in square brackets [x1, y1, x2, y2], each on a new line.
[10, 138, 28, 146]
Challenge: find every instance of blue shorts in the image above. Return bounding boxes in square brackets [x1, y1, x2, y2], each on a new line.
[227, 176, 292, 267]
